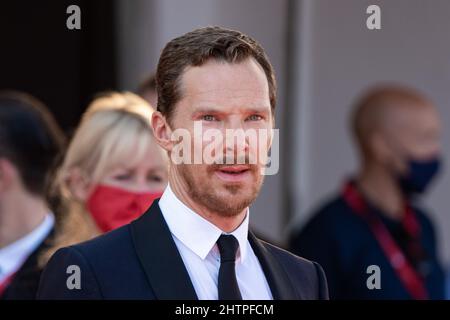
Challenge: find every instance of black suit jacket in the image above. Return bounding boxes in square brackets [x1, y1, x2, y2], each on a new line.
[1, 230, 53, 300]
[37, 201, 328, 300]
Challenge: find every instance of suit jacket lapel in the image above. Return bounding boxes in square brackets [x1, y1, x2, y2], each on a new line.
[1, 229, 54, 299]
[248, 231, 298, 299]
[130, 200, 198, 300]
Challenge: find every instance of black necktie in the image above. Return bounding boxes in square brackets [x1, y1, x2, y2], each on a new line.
[217, 234, 242, 300]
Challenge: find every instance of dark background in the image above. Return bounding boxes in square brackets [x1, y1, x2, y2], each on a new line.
[0, 0, 117, 133]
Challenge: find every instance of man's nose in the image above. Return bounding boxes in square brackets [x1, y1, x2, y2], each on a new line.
[425, 140, 442, 159]
[224, 118, 249, 153]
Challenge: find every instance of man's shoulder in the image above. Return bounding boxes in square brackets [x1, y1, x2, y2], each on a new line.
[258, 238, 320, 273]
[71, 223, 133, 257]
[299, 194, 368, 237]
[48, 223, 138, 280]
[312, 194, 356, 222]
[410, 203, 434, 225]
[256, 238, 329, 299]
[37, 224, 152, 299]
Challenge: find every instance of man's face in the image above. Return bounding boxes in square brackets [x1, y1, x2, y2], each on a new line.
[382, 103, 441, 174]
[168, 58, 273, 216]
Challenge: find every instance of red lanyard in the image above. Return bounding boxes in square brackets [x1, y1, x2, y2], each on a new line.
[0, 271, 17, 297]
[342, 181, 428, 300]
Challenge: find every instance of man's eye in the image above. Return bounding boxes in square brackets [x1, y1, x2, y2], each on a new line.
[202, 115, 217, 121]
[247, 114, 263, 121]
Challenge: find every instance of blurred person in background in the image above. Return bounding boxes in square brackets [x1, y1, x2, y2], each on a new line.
[290, 85, 445, 299]
[0, 91, 65, 299]
[39, 92, 168, 265]
[447, 269, 450, 299]
[446, 265, 450, 299]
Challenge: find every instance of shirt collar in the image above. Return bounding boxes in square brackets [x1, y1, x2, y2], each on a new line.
[0, 213, 54, 282]
[158, 184, 249, 262]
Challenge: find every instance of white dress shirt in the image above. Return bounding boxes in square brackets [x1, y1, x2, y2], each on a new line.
[158, 184, 273, 300]
[0, 213, 54, 283]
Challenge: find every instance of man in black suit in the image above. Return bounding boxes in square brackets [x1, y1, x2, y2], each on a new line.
[0, 91, 65, 299]
[37, 26, 328, 300]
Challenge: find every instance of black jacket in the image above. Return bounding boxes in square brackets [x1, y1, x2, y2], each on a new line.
[290, 195, 445, 299]
[1, 230, 53, 300]
[38, 201, 328, 300]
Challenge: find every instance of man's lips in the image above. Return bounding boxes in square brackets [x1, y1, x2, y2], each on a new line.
[218, 165, 250, 173]
[214, 165, 252, 182]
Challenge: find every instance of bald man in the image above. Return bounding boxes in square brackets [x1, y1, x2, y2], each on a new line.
[289, 86, 445, 299]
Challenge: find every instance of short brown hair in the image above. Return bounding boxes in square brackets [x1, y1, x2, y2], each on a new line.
[156, 26, 276, 121]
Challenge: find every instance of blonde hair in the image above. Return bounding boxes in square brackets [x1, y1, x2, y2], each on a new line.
[40, 92, 158, 266]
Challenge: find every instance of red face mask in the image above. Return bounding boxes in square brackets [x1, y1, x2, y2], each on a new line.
[87, 184, 162, 233]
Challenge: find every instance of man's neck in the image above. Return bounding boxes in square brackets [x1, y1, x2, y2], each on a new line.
[169, 175, 247, 233]
[0, 192, 49, 248]
[356, 163, 405, 221]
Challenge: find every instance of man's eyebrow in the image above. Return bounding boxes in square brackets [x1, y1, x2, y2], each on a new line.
[244, 107, 271, 114]
[192, 106, 271, 114]
[192, 107, 223, 114]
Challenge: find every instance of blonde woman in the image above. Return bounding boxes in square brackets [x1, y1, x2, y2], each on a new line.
[40, 92, 167, 265]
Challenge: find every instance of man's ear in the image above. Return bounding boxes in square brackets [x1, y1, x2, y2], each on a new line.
[371, 132, 391, 164]
[151, 111, 174, 152]
[0, 158, 16, 193]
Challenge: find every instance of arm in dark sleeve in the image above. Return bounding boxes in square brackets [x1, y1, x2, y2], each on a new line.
[289, 218, 340, 299]
[37, 246, 103, 300]
[419, 211, 446, 299]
